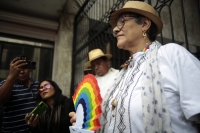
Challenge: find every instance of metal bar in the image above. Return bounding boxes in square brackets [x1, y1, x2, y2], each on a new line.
[180, 0, 189, 50]
[70, 0, 90, 96]
[197, 0, 200, 27]
[168, 5, 175, 42]
[0, 42, 4, 68]
[74, 23, 110, 56]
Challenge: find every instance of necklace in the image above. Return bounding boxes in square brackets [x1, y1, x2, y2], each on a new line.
[120, 56, 133, 68]
[120, 45, 150, 69]
[112, 45, 150, 111]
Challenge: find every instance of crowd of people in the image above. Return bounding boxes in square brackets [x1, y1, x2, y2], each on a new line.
[70, 1, 200, 133]
[0, 1, 200, 133]
[0, 56, 74, 133]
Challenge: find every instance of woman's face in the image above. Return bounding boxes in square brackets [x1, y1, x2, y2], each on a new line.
[113, 14, 144, 51]
[38, 81, 55, 100]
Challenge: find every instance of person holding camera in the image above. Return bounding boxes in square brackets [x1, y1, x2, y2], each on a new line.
[0, 55, 39, 133]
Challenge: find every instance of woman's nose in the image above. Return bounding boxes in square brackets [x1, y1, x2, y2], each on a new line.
[113, 26, 119, 37]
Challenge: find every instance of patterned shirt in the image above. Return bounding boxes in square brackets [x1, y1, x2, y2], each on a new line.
[101, 43, 200, 133]
[0, 78, 39, 133]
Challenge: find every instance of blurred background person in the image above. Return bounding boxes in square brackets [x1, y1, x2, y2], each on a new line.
[69, 49, 119, 127]
[85, 48, 119, 98]
[0, 55, 39, 133]
[25, 79, 75, 133]
[83, 67, 93, 75]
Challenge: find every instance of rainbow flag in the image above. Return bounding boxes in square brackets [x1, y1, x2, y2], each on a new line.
[72, 74, 102, 131]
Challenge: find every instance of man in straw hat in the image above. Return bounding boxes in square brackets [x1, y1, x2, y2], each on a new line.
[85, 48, 119, 98]
[69, 49, 119, 127]
[70, 1, 200, 132]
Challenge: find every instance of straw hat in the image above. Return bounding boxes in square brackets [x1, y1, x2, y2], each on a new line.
[109, 1, 163, 34]
[85, 49, 112, 67]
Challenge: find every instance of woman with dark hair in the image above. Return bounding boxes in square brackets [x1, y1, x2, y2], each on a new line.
[25, 79, 75, 133]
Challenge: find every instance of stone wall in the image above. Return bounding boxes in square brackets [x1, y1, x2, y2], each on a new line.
[52, 14, 74, 97]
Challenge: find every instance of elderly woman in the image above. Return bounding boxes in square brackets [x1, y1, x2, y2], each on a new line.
[70, 1, 200, 133]
[98, 1, 200, 133]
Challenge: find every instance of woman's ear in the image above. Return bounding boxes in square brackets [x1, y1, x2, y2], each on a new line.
[142, 18, 151, 31]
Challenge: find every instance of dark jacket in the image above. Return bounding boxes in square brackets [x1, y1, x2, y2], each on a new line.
[32, 96, 75, 133]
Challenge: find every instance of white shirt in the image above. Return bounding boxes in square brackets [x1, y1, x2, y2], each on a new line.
[95, 68, 119, 98]
[104, 43, 200, 133]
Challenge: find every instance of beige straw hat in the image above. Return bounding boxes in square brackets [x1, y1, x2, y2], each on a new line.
[109, 1, 163, 34]
[85, 49, 112, 67]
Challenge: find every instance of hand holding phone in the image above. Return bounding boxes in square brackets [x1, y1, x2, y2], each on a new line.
[28, 101, 48, 118]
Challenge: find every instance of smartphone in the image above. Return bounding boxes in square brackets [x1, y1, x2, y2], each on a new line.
[28, 101, 48, 118]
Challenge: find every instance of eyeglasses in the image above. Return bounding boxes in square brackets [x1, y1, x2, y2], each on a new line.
[112, 14, 136, 36]
[38, 83, 51, 92]
[112, 14, 136, 37]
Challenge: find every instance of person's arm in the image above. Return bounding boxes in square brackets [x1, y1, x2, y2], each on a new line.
[69, 97, 76, 126]
[0, 57, 27, 104]
[0, 76, 16, 103]
[164, 44, 200, 123]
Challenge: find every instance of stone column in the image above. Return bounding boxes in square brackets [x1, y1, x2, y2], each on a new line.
[52, 13, 74, 97]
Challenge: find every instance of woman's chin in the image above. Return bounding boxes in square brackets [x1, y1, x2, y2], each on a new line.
[117, 41, 126, 49]
[117, 44, 124, 49]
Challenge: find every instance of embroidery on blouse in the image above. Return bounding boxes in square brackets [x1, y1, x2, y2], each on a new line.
[120, 45, 149, 69]
[98, 42, 172, 133]
[101, 54, 146, 133]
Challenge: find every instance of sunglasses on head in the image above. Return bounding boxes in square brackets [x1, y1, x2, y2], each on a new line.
[38, 83, 51, 92]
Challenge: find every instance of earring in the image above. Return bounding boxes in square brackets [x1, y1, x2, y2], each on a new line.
[142, 31, 148, 45]
[143, 32, 146, 37]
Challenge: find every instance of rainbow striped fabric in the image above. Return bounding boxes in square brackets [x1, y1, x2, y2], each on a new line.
[120, 45, 150, 68]
[72, 74, 102, 131]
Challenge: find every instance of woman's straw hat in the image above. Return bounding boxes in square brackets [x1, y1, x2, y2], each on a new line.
[109, 1, 163, 34]
[85, 49, 112, 67]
